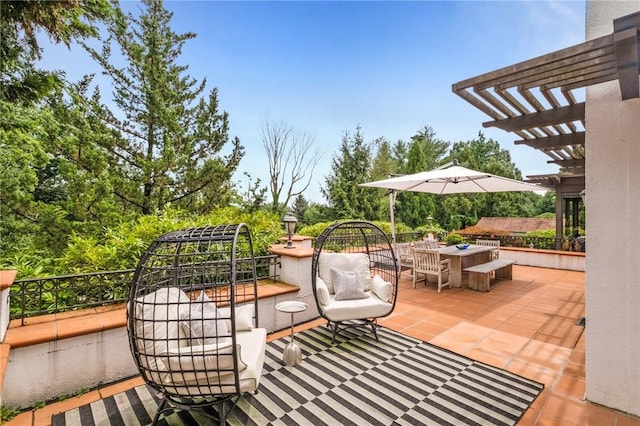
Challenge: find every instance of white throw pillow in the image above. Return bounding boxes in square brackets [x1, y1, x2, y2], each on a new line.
[219, 303, 255, 331]
[315, 276, 331, 306]
[331, 267, 368, 301]
[134, 287, 190, 366]
[372, 274, 393, 302]
[318, 253, 372, 293]
[179, 291, 228, 346]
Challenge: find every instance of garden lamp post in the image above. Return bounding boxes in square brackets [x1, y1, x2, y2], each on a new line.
[283, 212, 297, 249]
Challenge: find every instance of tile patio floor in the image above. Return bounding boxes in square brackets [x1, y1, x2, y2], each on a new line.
[8, 265, 640, 425]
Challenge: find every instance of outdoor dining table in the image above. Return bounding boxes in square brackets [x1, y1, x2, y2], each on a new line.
[438, 244, 496, 288]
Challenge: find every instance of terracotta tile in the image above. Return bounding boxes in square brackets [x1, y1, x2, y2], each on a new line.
[33, 389, 102, 425]
[496, 322, 539, 339]
[94, 303, 126, 314]
[563, 361, 586, 380]
[521, 339, 572, 360]
[516, 407, 541, 425]
[380, 313, 421, 328]
[405, 320, 450, 337]
[428, 335, 474, 355]
[553, 375, 586, 399]
[534, 411, 578, 426]
[507, 359, 558, 387]
[446, 321, 493, 341]
[4, 410, 34, 426]
[514, 347, 568, 372]
[569, 348, 585, 365]
[401, 328, 439, 343]
[473, 316, 504, 329]
[541, 394, 617, 426]
[99, 308, 127, 330]
[99, 376, 145, 398]
[528, 388, 551, 412]
[423, 312, 463, 328]
[5, 321, 57, 347]
[466, 346, 511, 368]
[56, 315, 104, 339]
[617, 413, 640, 426]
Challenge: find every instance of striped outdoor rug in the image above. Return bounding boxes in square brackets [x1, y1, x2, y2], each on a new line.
[52, 326, 543, 425]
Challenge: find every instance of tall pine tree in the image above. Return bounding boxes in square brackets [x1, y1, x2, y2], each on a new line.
[0, 0, 112, 257]
[71, 0, 243, 215]
[322, 126, 377, 220]
[396, 126, 449, 228]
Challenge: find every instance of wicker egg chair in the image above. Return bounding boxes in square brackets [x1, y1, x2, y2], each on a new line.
[127, 224, 266, 425]
[311, 221, 398, 343]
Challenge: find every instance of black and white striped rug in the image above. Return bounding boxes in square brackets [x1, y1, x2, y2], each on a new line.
[52, 326, 543, 425]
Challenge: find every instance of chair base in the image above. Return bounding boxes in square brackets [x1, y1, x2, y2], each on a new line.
[326, 319, 379, 344]
[153, 393, 241, 426]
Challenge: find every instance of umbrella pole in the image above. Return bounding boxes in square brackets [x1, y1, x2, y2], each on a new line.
[388, 189, 396, 244]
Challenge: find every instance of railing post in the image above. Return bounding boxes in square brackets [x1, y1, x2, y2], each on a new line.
[0, 270, 18, 342]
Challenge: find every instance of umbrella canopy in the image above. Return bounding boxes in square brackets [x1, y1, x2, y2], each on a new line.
[359, 163, 549, 243]
[360, 165, 548, 195]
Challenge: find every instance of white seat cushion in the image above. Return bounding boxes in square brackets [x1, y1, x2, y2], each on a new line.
[161, 328, 267, 396]
[321, 292, 392, 322]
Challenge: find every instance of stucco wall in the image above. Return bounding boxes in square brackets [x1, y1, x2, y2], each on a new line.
[585, 1, 640, 416]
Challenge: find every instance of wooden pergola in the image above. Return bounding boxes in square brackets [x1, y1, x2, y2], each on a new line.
[452, 11, 639, 244]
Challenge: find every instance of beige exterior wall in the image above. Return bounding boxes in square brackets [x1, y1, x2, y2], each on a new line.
[585, 1, 640, 416]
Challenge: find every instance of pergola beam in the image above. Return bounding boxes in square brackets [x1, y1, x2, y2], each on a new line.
[482, 103, 585, 132]
[547, 158, 586, 168]
[614, 14, 640, 100]
[514, 132, 585, 149]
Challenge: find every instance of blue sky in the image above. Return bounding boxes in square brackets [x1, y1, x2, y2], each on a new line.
[39, 0, 586, 203]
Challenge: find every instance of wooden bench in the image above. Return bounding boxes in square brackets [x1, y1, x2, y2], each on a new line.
[464, 259, 516, 292]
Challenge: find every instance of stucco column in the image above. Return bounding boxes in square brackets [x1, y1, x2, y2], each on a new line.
[584, 1, 640, 416]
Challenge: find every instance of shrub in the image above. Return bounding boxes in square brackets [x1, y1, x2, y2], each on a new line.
[525, 229, 556, 238]
[297, 220, 412, 240]
[444, 233, 465, 245]
[59, 206, 282, 275]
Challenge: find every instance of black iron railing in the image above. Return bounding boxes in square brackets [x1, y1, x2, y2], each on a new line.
[458, 234, 585, 252]
[9, 254, 280, 323]
[317, 231, 585, 253]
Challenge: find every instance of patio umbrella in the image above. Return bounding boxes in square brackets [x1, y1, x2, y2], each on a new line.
[360, 164, 547, 195]
[359, 161, 549, 242]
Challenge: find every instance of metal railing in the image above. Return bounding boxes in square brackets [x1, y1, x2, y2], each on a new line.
[392, 232, 585, 252]
[457, 234, 586, 252]
[9, 254, 280, 323]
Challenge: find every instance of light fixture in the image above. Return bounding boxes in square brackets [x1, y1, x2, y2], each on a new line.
[427, 215, 433, 226]
[580, 189, 586, 203]
[283, 212, 298, 249]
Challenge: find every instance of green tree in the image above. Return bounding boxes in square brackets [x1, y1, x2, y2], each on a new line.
[366, 137, 397, 221]
[291, 194, 310, 226]
[322, 126, 377, 219]
[72, 0, 244, 215]
[0, 0, 111, 104]
[396, 126, 449, 228]
[439, 132, 541, 229]
[233, 172, 267, 213]
[0, 0, 112, 256]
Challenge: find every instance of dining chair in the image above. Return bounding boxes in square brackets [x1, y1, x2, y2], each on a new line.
[394, 242, 414, 275]
[425, 238, 440, 249]
[412, 248, 451, 293]
[476, 239, 500, 260]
